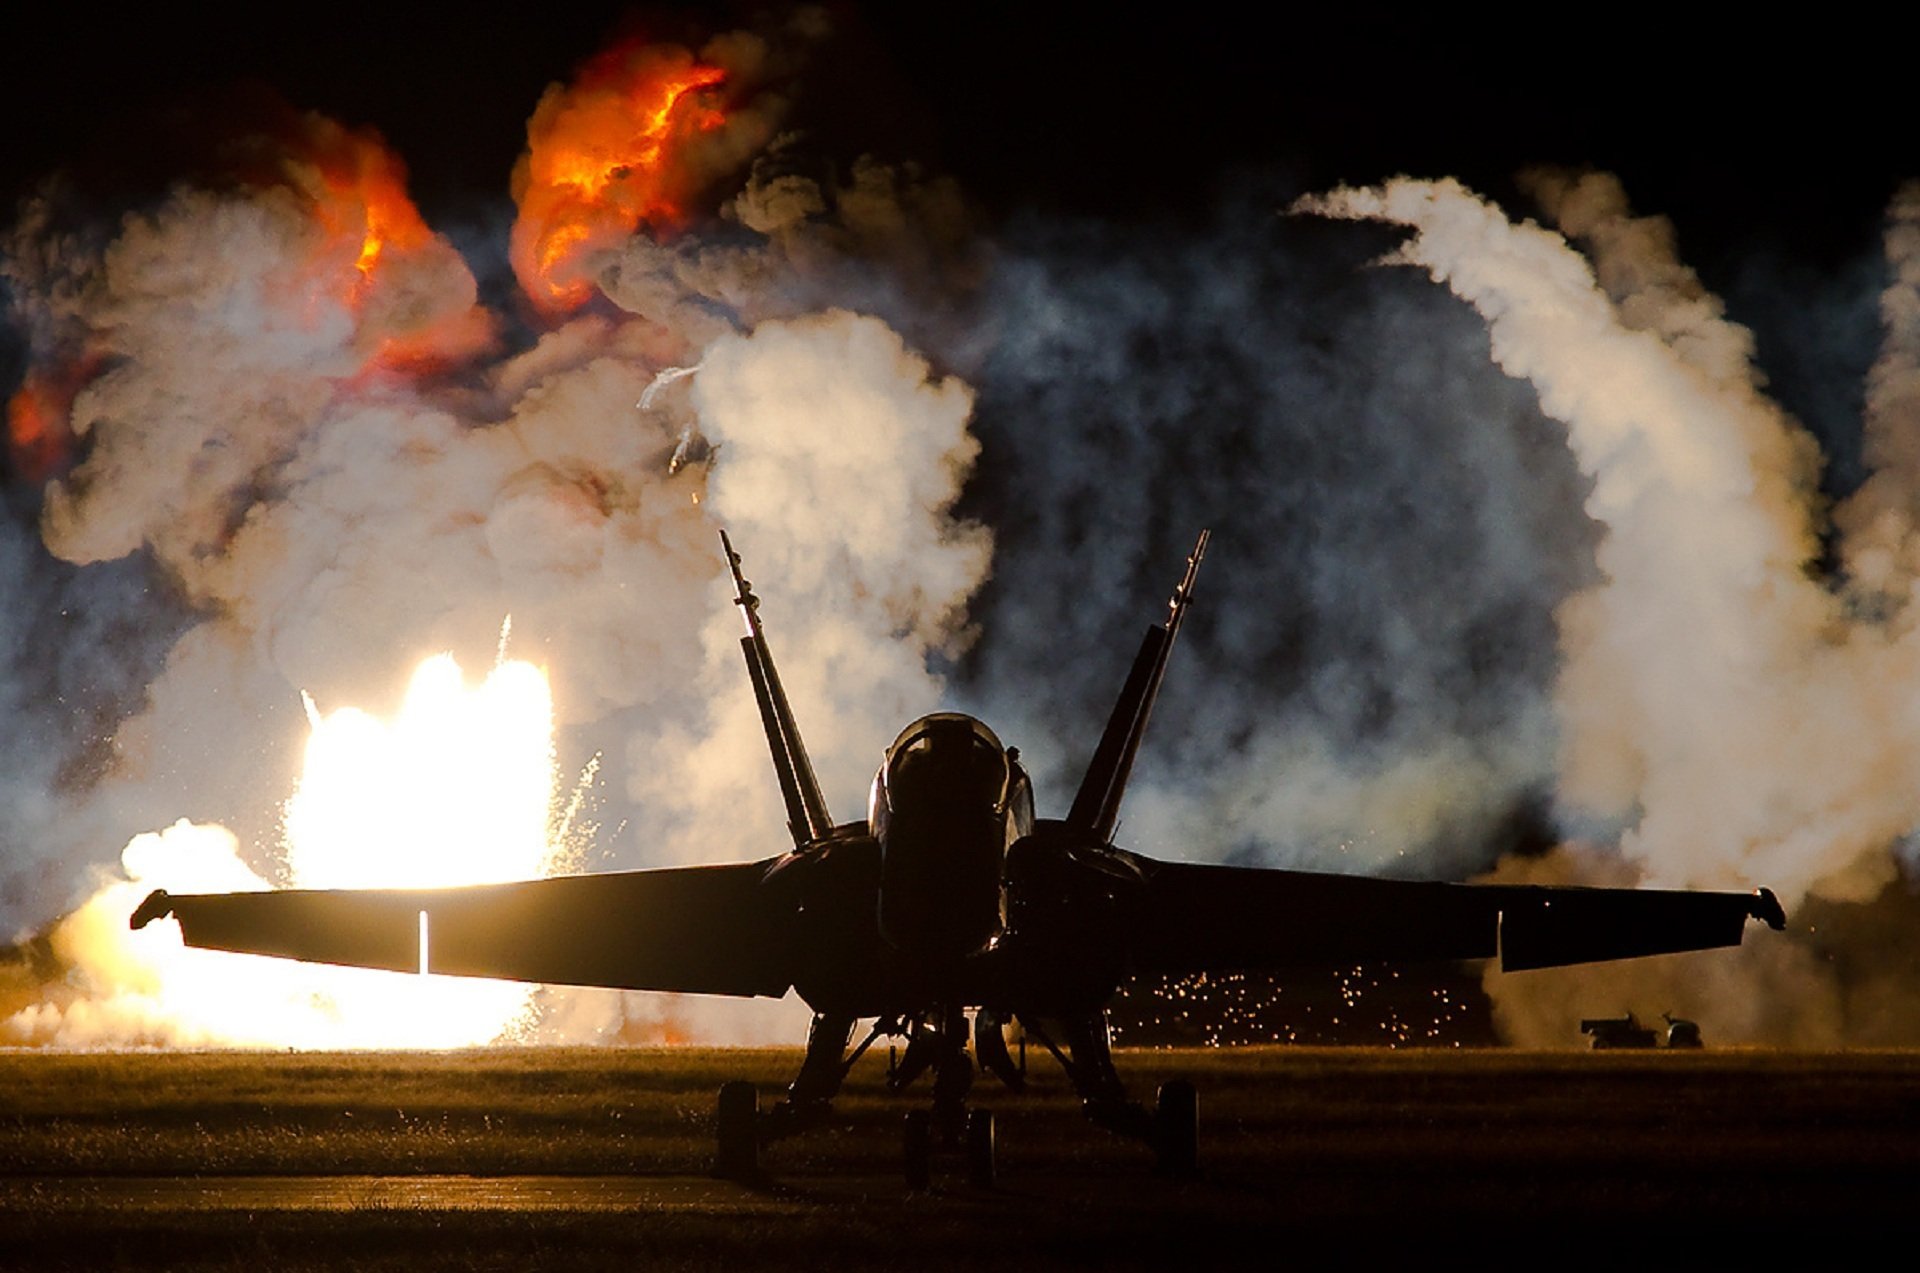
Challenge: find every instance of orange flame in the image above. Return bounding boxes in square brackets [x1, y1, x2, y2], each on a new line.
[272, 118, 493, 373]
[510, 44, 728, 314]
[286, 120, 434, 303]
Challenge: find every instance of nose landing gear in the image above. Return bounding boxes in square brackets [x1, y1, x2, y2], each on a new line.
[893, 1005, 1000, 1190]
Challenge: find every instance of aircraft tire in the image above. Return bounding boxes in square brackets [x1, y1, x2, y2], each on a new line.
[1154, 1079, 1198, 1176]
[965, 1107, 996, 1188]
[715, 1081, 759, 1179]
[903, 1109, 933, 1191]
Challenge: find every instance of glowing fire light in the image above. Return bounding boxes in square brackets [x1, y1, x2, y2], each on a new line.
[285, 654, 555, 890]
[275, 116, 495, 374]
[5, 652, 566, 1048]
[6, 354, 103, 483]
[290, 118, 435, 303]
[510, 44, 728, 313]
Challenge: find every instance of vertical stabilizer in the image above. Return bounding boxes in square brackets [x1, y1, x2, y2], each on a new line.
[721, 531, 834, 846]
[1066, 530, 1210, 843]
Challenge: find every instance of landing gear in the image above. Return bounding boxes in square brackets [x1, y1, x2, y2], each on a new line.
[715, 1081, 759, 1180]
[892, 1006, 1000, 1188]
[1153, 1079, 1198, 1176]
[901, 1105, 997, 1190]
[1025, 1010, 1201, 1174]
[715, 1006, 1198, 1186]
[712, 1011, 874, 1179]
[975, 1009, 1025, 1092]
[903, 1109, 933, 1190]
[965, 1108, 996, 1187]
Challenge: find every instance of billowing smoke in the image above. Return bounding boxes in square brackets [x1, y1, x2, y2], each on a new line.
[1, 20, 990, 1046]
[954, 197, 1590, 881]
[1304, 175, 1920, 1044]
[5, 18, 1919, 1050]
[1836, 181, 1920, 618]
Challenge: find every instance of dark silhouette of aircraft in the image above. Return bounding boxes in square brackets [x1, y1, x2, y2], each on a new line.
[132, 530, 1786, 1185]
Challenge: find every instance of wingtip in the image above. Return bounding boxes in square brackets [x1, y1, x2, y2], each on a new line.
[1751, 887, 1786, 931]
[129, 889, 173, 931]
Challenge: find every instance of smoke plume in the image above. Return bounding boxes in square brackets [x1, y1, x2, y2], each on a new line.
[5, 19, 1919, 1050]
[1304, 176, 1920, 1044]
[1, 22, 990, 1046]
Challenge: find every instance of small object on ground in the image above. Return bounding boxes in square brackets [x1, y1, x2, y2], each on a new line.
[1580, 1012, 1658, 1049]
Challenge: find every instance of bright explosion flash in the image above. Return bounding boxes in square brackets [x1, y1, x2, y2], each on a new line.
[5, 653, 567, 1048]
[287, 654, 555, 890]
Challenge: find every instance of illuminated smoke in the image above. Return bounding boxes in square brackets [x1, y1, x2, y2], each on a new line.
[629, 311, 987, 863]
[1305, 177, 1858, 899]
[508, 22, 822, 316]
[1303, 176, 1920, 1044]
[1835, 181, 1920, 617]
[0, 21, 991, 1048]
[6, 655, 561, 1047]
[7, 17, 1920, 1055]
[511, 46, 731, 313]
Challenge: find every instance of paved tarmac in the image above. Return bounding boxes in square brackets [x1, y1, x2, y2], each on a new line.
[2, 1174, 801, 1213]
[5, 1048, 1920, 1266]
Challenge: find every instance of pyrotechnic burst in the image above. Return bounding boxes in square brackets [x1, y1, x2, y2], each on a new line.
[0, 16, 986, 1049]
[6, 15, 1920, 1055]
[511, 43, 730, 313]
[7, 654, 559, 1047]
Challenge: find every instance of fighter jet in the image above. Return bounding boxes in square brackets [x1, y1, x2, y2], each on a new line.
[131, 530, 1785, 1186]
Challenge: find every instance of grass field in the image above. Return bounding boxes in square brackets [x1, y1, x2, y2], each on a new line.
[4, 1045, 1919, 1267]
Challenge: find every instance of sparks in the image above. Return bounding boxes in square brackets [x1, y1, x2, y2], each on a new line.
[7, 653, 567, 1049]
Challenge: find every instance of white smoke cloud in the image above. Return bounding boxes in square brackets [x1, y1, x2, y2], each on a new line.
[1836, 181, 1920, 619]
[1303, 176, 1920, 1043]
[1301, 177, 1889, 901]
[628, 310, 989, 862]
[0, 74, 994, 1046]
[8, 20, 1920, 1057]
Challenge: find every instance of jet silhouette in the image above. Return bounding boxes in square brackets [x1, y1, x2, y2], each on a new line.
[133, 530, 1785, 1184]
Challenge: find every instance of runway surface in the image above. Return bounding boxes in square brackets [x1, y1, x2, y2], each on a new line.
[5, 1174, 790, 1213]
[5, 1046, 1919, 1267]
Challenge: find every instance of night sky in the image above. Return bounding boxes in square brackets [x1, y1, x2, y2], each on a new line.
[3, 7, 1903, 474]
[3, 8, 1901, 241]
[2, 5, 1913, 1050]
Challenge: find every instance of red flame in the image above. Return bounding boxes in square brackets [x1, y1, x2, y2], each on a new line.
[7, 353, 104, 483]
[510, 43, 728, 314]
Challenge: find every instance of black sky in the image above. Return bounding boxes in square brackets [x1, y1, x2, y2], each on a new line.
[2, 7, 1904, 261]
[0, 5, 1906, 501]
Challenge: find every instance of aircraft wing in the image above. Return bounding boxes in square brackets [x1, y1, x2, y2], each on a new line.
[129, 860, 795, 998]
[1116, 854, 1786, 974]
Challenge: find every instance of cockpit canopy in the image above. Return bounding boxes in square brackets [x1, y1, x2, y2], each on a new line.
[871, 713, 1009, 827]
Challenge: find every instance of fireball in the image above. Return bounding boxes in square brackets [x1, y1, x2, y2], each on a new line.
[510, 42, 728, 313]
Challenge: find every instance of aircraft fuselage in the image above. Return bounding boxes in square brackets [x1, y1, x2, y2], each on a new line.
[777, 711, 1095, 1017]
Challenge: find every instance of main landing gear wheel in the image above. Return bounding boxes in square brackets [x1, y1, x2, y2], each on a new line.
[903, 1109, 933, 1190]
[965, 1108, 996, 1188]
[715, 1081, 759, 1180]
[1153, 1079, 1198, 1176]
